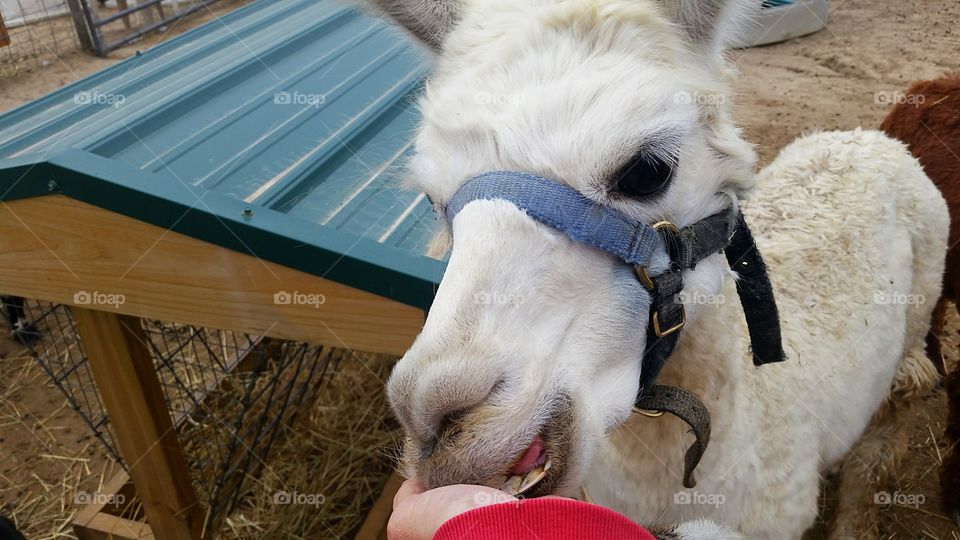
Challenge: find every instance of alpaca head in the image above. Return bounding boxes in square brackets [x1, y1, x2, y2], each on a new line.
[377, 0, 759, 496]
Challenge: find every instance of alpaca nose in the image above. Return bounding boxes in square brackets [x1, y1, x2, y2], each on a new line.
[388, 356, 504, 442]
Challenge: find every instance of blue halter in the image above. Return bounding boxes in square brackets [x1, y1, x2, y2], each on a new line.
[444, 171, 669, 270]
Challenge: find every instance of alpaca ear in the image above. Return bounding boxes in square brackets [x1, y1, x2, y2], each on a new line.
[661, 0, 758, 54]
[366, 0, 463, 51]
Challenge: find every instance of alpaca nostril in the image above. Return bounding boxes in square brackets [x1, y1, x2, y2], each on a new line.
[388, 349, 509, 449]
[437, 409, 469, 439]
[415, 374, 507, 454]
[419, 408, 468, 461]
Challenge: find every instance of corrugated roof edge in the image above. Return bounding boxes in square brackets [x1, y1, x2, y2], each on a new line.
[0, 148, 445, 310]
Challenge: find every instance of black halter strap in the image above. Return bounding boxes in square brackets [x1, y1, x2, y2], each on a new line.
[633, 207, 786, 488]
[724, 212, 787, 366]
[636, 207, 742, 394]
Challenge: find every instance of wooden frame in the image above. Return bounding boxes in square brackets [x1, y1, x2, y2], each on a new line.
[0, 195, 425, 539]
[73, 308, 203, 538]
[0, 196, 425, 355]
[0, 9, 10, 48]
[74, 471, 154, 539]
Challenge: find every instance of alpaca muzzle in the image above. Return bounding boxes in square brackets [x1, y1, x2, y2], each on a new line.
[441, 170, 786, 489]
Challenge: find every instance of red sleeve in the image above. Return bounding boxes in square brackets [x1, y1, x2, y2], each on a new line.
[433, 497, 656, 540]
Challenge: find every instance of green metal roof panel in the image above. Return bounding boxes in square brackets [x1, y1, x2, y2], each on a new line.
[0, 0, 447, 310]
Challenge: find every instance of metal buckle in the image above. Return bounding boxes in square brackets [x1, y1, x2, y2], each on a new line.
[636, 219, 686, 337]
[633, 407, 665, 418]
[652, 220, 680, 235]
[634, 266, 655, 290]
[652, 305, 686, 337]
[634, 220, 680, 291]
[653, 304, 687, 337]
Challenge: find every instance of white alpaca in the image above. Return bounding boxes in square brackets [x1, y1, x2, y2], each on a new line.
[370, 1, 948, 538]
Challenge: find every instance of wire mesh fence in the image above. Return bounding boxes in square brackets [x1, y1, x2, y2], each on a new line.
[2, 296, 345, 535]
[0, 0, 79, 76]
[0, 0, 251, 78]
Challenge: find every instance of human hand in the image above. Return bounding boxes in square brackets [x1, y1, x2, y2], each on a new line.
[387, 479, 517, 540]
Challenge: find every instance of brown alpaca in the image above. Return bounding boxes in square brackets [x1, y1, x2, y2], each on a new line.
[880, 74, 960, 522]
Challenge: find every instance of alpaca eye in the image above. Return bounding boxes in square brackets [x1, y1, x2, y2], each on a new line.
[614, 154, 675, 198]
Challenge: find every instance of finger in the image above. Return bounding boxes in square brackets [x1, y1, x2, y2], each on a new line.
[393, 478, 425, 509]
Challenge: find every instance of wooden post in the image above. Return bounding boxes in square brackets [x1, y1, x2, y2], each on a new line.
[0, 9, 10, 48]
[354, 472, 404, 540]
[72, 307, 204, 540]
[117, 0, 132, 29]
[65, 0, 95, 52]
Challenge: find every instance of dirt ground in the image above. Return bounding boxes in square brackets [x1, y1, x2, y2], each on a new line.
[2, 0, 960, 538]
[0, 0, 255, 110]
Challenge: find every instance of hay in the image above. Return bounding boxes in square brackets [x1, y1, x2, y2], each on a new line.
[1, 318, 403, 539]
[0, 341, 119, 540]
[218, 352, 402, 539]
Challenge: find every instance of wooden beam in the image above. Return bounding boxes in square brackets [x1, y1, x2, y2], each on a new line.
[0, 9, 10, 48]
[74, 470, 133, 530]
[0, 196, 424, 354]
[75, 513, 154, 540]
[354, 471, 404, 540]
[74, 471, 152, 540]
[72, 308, 203, 540]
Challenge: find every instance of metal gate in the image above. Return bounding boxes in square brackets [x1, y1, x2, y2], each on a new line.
[67, 0, 228, 56]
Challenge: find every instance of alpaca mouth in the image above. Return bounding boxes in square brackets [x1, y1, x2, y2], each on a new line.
[413, 394, 573, 496]
[488, 394, 574, 498]
[486, 434, 553, 495]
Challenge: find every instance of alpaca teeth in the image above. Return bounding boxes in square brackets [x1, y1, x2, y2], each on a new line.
[493, 456, 553, 495]
[500, 474, 523, 495]
[517, 465, 547, 494]
[486, 475, 507, 489]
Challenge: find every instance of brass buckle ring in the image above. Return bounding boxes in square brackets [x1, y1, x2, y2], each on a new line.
[652, 220, 680, 235]
[634, 266, 655, 290]
[633, 407, 665, 418]
[634, 220, 679, 291]
[652, 305, 686, 337]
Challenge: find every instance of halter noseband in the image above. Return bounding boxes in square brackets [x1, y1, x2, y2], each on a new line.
[441, 170, 786, 488]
